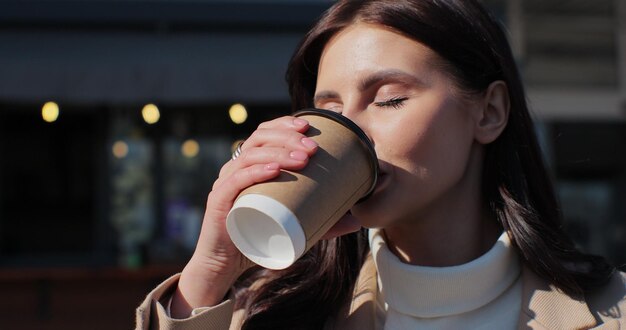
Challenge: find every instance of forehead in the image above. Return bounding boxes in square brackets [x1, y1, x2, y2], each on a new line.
[317, 23, 441, 82]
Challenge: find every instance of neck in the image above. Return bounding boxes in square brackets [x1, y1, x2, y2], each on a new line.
[383, 144, 501, 267]
[383, 208, 500, 267]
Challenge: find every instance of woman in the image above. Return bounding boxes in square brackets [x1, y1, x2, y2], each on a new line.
[137, 1, 624, 329]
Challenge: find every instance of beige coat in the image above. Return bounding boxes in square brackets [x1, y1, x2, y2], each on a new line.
[136, 255, 626, 329]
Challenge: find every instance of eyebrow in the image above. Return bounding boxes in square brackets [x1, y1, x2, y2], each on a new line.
[313, 90, 340, 106]
[313, 69, 425, 105]
[358, 68, 425, 91]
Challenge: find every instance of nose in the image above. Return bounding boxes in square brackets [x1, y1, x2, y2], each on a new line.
[339, 103, 361, 125]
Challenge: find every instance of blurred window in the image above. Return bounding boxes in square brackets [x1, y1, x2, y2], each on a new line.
[523, 0, 618, 87]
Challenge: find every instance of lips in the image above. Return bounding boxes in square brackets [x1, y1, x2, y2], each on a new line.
[377, 161, 390, 179]
[372, 165, 388, 194]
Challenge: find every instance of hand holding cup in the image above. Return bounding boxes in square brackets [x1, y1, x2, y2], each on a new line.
[226, 109, 378, 269]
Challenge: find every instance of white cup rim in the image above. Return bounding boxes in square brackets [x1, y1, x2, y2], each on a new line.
[226, 193, 306, 270]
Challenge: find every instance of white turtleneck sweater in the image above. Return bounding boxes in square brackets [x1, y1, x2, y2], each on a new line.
[369, 230, 522, 329]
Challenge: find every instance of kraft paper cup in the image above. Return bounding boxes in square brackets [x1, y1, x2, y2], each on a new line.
[226, 108, 378, 270]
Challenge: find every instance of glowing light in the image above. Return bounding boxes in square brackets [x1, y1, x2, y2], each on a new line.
[42, 102, 59, 123]
[112, 140, 129, 159]
[229, 103, 248, 124]
[181, 139, 200, 158]
[142, 104, 160, 124]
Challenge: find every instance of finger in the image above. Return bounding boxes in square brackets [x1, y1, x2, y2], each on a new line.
[238, 146, 311, 169]
[206, 163, 281, 217]
[257, 116, 310, 132]
[242, 116, 314, 154]
[217, 145, 312, 186]
[220, 132, 318, 181]
[321, 212, 362, 240]
[244, 128, 318, 154]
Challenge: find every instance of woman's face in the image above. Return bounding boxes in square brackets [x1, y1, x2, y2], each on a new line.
[314, 23, 483, 229]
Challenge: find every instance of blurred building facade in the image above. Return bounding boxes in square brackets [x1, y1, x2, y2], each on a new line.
[0, 0, 624, 328]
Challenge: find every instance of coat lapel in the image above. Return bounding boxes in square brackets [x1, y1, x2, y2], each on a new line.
[337, 258, 610, 330]
[333, 254, 379, 330]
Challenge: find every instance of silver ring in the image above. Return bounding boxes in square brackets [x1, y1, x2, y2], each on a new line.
[231, 140, 244, 160]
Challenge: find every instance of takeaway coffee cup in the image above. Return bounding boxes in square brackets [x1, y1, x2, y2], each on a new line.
[226, 108, 378, 270]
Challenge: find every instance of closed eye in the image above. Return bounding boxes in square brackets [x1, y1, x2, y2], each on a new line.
[373, 97, 408, 109]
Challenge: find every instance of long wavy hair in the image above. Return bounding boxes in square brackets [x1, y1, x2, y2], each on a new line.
[234, 1, 616, 328]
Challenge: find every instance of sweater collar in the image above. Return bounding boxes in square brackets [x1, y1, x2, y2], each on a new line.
[369, 229, 521, 318]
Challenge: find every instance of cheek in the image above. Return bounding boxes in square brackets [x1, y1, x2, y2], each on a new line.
[368, 115, 423, 170]
[396, 101, 474, 176]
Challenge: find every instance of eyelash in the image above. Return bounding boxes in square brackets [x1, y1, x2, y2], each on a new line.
[374, 97, 408, 109]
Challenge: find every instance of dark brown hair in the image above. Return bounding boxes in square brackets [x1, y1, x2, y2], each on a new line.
[234, 1, 615, 328]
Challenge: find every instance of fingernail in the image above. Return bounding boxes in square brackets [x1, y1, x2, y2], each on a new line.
[265, 163, 279, 170]
[293, 118, 308, 127]
[301, 137, 318, 149]
[290, 150, 308, 161]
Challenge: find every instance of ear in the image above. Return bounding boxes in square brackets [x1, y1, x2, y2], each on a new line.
[474, 80, 510, 144]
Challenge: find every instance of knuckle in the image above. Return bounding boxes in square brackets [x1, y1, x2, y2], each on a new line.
[257, 116, 294, 130]
[212, 178, 223, 190]
[291, 132, 305, 143]
[232, 167, 252, 183]
[218, 163, 230, 176]
[280, 115, 296, 122]
[244, 165, 259, 179]
[257, 121, 272, 130]
[238, 149, 252, 163]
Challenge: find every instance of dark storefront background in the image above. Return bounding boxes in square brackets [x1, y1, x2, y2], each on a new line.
[0, 2, 327, 328]
[0, 0, 624, 329]
[0, 102, 289, 267]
